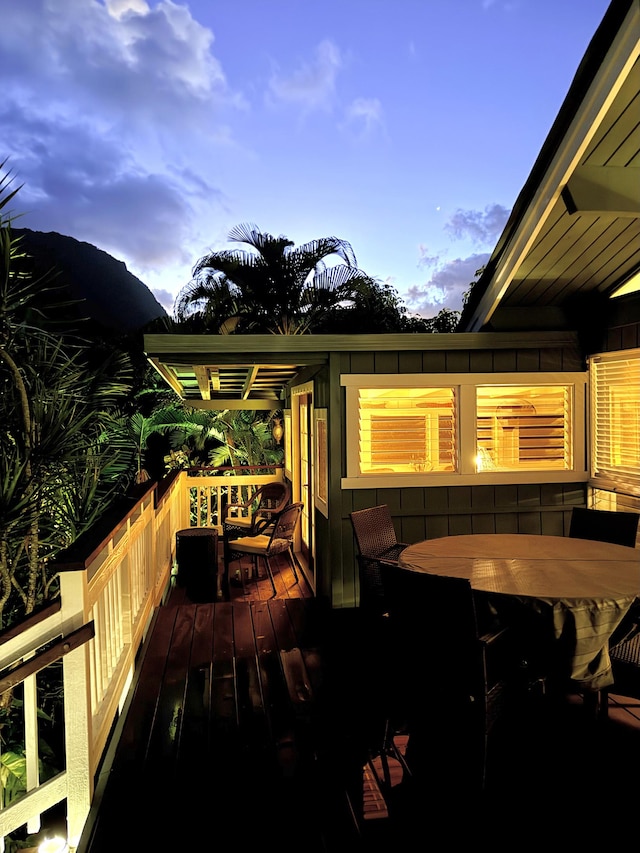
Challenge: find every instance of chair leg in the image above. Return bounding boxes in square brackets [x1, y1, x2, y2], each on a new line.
[598, 688, 609, 720]
[263, 556, 277, 597]
[287, 546, 299, 583]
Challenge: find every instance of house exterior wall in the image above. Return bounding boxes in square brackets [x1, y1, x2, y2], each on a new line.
[300, 338, 588, 609]
[602, 292, 640, 353]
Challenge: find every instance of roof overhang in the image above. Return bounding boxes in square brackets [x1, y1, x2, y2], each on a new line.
[144, 331, 578, 409]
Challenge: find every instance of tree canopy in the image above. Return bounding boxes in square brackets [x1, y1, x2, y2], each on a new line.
[173, 223, 460, 334]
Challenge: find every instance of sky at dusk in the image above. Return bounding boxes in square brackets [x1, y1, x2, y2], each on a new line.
[1, 0, 613, 319]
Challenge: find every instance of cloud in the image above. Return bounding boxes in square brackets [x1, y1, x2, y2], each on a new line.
[403, 252, 490, 317]
[444, 203, 510, 246]
[152, 287, 176, 312]
[408, 204, 506, 315]
[342, 97, 385, 138]
[0, 0, 240, 274]
[267, 39, 343, 112]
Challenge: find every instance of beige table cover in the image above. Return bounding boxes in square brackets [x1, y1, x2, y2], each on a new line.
[399, 533, 640, 690]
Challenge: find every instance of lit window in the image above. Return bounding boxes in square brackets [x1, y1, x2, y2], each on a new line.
[359, 387, 456, 473]
[590, 349, 640, 493]
[476, 385, 572, 472]
[342, 373, 586, 487]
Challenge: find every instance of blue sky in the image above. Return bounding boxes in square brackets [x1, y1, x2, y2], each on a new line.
[1, 0, 612, 318]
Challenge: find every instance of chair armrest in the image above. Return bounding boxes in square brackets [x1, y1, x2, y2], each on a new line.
[222, 498, 254, 523]
[252, 510, 276, 535]
[478, 626, 510, 647]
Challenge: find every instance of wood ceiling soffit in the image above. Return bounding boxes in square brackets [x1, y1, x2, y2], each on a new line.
[193, 365, 211, 400]
[149, 358, 184, 397]
[242, 365, 260, 400]
[188, 399, 280, 411]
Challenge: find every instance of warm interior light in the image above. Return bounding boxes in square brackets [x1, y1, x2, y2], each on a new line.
[611, 269, 640, 298]
[38, 837, 69, 853]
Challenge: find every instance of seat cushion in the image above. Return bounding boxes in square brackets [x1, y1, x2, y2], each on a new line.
[229, 535, 291, 556]
[229, 534, 271, 554]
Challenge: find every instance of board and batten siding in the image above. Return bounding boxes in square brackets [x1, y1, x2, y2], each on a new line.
[332, 340, 586, 608]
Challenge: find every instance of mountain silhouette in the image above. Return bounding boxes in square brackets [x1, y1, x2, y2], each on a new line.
[12, 228, 168, 334]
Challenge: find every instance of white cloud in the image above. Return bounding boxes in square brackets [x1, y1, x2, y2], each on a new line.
[444, 203, 510, 246]
[0, 0, 242, 276]
[267, 39, 343, 112]
[342, 97, 385, 137]
[403, 253, 489, 317]
[151, 287, 177, 312]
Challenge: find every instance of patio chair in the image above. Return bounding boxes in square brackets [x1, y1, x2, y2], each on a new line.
[600, 620, 640, 719]
[349, 504, 410, 618]
[568, 506, 639, 548]
[381, 564, 524, 793]
[569, 506, 640, 646]
[348, 506, 413, 790]
[222, 480, 291, 580]
[225, 501, 303, 597]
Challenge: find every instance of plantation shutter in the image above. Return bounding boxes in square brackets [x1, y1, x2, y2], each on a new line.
[590, 349, 640, 493]
[359, 387, 456, 473]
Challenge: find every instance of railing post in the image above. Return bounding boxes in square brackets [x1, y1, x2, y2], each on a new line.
[59, 570, 92, 851]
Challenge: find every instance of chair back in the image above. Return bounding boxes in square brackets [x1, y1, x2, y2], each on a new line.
[223, 480, 291, 534]
[350, 505, 409, 616]
[349, 504, 399, 558]
[268, 501, 303, 548]
[252, 481, 291, 532]
[569, 507, 639, 548]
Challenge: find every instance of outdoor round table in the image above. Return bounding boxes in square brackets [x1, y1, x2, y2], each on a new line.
[398, 533, 640, 690]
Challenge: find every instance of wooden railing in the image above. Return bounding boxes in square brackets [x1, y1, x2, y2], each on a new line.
[0, 465, 282, 851]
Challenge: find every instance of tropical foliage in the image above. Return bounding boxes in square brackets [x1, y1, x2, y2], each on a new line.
[130, 404, 284, 476]
[0, 164, 135, 627]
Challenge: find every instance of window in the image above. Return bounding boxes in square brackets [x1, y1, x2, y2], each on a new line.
[359, 387, 456, 473]
[589, 349, 640, 495]
[476, 385, 571, 472]
[342, 373, 587, 488]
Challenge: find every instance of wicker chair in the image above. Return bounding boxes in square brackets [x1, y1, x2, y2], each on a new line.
[349, 504, 410, 617]
[569, 506, 639, 548]
[348, 506, 412, 789]
[223, 480, 291, 580]
[225, 502, 303, 597]
[381, 564, 523, 793]
[600, 623, 640, 719]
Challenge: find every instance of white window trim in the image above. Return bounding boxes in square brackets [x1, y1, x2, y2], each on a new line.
[341, 372, 588, 488]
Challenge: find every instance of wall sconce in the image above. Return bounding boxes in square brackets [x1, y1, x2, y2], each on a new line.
[39, 837, 69, 853]
[272, 417, 284, 444]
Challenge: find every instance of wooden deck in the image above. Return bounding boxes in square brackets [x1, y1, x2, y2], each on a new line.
[75, 553, 640, 852]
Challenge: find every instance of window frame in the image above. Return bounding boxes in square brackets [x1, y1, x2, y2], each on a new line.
[341, 372, 588, 488]
[588, 348, 640, 497]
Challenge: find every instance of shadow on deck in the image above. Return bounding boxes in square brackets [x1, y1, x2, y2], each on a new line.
[75, 554, 640, 852]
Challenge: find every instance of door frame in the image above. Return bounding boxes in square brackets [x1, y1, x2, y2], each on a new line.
[288, 381, 315, 591]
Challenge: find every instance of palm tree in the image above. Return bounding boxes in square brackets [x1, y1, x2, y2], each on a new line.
[174, 223, 376, 334]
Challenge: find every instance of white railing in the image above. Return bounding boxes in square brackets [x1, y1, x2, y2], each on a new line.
[184, 465, 285, 532]
[0, 466, 281, 851]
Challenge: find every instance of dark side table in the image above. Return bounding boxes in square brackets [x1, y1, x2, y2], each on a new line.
[175, 528, 219, 602]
